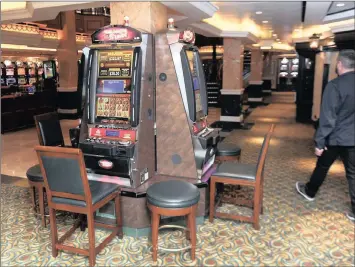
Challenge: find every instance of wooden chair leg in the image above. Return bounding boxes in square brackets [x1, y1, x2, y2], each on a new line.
[209, 179, 216, 223]
[38, 186, 46, 227]
[87, 213, 96, 267]
[253, 187, 261, 230]
[114, 195, 123, 239]
[185, 216, 190, 240]
[29, 186, 36, 213]
[260, 183, 264, 215]
[151, 212, 160, 263]
[188, 207, 197, 261]
[49, 207, 58, 257]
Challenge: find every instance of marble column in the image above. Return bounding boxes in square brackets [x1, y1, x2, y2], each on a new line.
[57, 11, 78, 91]
[248, 48, 264, 103]
[220, 38, 245, 124]
[56, 11, 79, 117]
[110, 2, 167, 33]
[250, 48, 263, 82]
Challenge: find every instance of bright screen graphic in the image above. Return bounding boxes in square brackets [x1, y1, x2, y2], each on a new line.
[96, 79, 131, 94]
[29, 68, 36, 75]
[98, 50, 133, 78]
[43, 62, 54, 79]
[17, 68, 26, 76]
[6, 69, 14, 76]
[96, 94, 130, 120]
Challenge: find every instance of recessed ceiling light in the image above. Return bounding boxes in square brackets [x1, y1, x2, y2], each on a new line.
[256, 11, 263, 14]
[272, 34, 277, 37]
[294, 29, 301, 32]
[276, 38, 280, 41]
[262, 20, 268, 24]
[336, 3, 345, 7]
[278, 41, 282, 44]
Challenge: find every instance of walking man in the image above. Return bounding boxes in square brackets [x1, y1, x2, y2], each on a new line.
[296, 49, 355, 221]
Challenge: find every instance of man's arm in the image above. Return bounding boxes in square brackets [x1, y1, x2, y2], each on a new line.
[314, 82, 340, 149]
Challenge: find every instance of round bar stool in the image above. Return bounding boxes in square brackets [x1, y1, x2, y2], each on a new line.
[147, 180, 200, 264]
[26, 164, 46, 227]
[215, 142, 242, 164]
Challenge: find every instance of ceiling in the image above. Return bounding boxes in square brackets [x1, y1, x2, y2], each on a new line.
[327, 1, 355, 15]
[210, 2, 304, 42]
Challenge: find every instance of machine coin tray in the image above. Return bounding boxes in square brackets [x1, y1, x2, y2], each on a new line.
[197, 129, 220, 149]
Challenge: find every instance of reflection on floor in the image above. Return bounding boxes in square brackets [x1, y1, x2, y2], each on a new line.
[1, 120, 79, 178]
[1, 101, 354, 266]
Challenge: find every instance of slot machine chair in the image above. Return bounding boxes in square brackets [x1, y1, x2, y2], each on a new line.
[209, 124, 274, 230]
[26, 112, 75, 226]
[35, 146, 123, 267]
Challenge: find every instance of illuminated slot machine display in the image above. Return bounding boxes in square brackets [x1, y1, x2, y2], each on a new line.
[37, 62, 44, 81]
[155, 19, 220, 180]
[16, 61, 28, 86]
[1, 62, 5, 87]
[28, 62, 38, 85]
[4, 60, 17, 86]
[78, 23, 155, 189]
[291, 58, 299, 78]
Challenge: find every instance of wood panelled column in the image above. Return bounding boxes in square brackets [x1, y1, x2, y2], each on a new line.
[110, 2, 167, 33]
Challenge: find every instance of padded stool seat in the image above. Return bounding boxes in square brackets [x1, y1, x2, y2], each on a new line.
[147, 180, 200, 209]
[216, 142, 241, 157]
[26, 164, 43, 182]
[214, 162, 256, 180]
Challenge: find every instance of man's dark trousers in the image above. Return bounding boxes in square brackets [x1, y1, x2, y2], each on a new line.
[305, 146, 355, 213]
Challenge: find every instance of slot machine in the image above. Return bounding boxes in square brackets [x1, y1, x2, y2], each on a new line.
[78, 24, 155, 189]
[43, 60, 57, 91]
[4, 60, 17, 86]
[28, 62, 38, 85]
[37, 62, 44, 81]
[1, 62, 5, 87]
[16, 60, 28, 86]
[155, 20, 220, 180]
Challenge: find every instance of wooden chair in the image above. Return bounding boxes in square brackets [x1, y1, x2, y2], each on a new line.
[28, 112, 72, 226]
[35, 146, 123, 266]
[209, 124, 275, 230]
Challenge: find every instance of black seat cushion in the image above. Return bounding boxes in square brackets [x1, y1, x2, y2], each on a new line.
[52, 181, 119, 207]
[146, 180, 200, 209]
[213, 162, 256, 180]
[38, 119, 64, 147]
[26, 164, 43, 182]
[216, 142, 241, 157]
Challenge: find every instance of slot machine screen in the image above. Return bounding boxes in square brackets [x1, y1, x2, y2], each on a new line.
[98, 50, 133, 78]
[29, 77, 37, 84]
[6, 69, 14, 76]
[43, 61, 54, 79]
[17, 68, 25, 76]
[38, 68, 44, 75]
[95, 79, 131, 121]
[29, 68, 36, 75]
[186, 50, 203, 115]
[18, 78, 27, 85]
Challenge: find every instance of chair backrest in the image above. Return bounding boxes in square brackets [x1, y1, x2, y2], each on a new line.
[35, 146, 92, 205]
[34, 112, 65, 147]
[255, 124, 275, 183]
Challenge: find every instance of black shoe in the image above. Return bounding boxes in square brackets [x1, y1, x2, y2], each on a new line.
[346, 211, 355, 222]
[296, 182, 315, 201]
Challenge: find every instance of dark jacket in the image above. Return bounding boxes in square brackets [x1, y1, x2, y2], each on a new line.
[315, 71, 355, 148]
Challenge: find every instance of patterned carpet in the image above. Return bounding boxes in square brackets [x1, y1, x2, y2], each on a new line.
[1, 102, 354, 266]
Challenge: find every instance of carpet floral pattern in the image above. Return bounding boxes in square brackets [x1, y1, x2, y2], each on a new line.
[1, 103, 354, 266]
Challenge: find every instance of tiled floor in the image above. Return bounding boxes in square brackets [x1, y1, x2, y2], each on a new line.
[1, 120, 79, 178]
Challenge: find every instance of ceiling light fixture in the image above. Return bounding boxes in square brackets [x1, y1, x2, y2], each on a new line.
[294, 29, 301, 32]
[272, 34, 277, 37]
[309, 33, 321, 49]
[256, 11, 263, 14]
[336, 3, 345, 7]
[278, 41, 282, 44]
[276, 38, 280, 41]
[262, 20, 268, 24]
